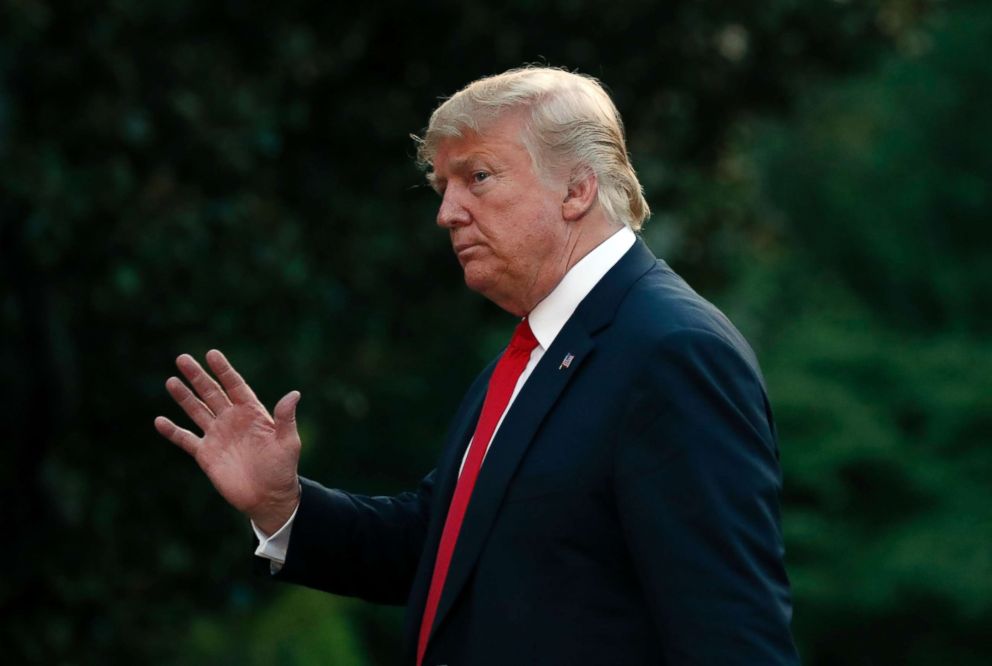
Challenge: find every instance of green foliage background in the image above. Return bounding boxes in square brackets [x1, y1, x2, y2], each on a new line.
[2, 0, 988, 663]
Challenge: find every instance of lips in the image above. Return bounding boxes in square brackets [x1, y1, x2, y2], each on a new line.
[454, 242, 482, 256]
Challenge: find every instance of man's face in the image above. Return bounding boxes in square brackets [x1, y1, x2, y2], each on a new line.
[431, 113, 572, 316]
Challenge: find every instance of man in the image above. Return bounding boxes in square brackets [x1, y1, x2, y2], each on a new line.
[156, 67, 799, 664]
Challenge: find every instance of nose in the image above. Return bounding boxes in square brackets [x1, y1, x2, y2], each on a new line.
[436, 186, 471, 229]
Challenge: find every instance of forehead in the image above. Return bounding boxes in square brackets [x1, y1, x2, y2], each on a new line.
[431, 112, 532, 173]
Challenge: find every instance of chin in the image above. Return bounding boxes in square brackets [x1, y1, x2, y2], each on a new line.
[462, 268, 523, 315]
[462, 266, 494, 295]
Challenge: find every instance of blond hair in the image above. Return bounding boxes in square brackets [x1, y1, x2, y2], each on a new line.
[415, 66, 650, 231]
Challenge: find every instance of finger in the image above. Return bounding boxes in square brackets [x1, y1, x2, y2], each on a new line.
[154, 416, 202, 456]
[176, 353, 232, 415]
[273, 390, 301, 441]
[165, 376, 214, 431]
[205, 349, 258, 405]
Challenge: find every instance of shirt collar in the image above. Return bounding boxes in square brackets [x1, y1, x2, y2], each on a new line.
[527, 226, 637, 350]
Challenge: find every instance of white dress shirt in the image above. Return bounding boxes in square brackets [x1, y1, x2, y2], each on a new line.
[254, 225, 637, 567]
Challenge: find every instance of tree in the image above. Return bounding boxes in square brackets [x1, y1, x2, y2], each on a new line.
[730, 3, 992, 662]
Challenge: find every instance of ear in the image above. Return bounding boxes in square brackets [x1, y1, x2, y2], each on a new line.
[561, 167, 598, 222]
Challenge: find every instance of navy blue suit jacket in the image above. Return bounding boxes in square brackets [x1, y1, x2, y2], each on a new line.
[263, 240, 799, 664]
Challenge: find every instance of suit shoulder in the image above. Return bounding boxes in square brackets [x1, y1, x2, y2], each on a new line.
[611, 260, 760, 370]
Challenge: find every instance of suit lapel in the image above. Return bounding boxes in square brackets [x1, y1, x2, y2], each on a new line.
[428, 325, 593, 638]
[424, 239, 659, 644]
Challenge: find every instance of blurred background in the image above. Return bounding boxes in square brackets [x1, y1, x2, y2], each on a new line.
[2, 0, 990, 663]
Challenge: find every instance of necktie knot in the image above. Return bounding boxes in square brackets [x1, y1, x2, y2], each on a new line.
[508, 318, 538, 354]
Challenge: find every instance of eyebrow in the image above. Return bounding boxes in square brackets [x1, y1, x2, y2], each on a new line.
[432, 155, 477, 187]
[444, 155, 476, 174]
[427, 152, 492, 193]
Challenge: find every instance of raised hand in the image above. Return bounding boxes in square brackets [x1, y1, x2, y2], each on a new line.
[154, 349, 302, 534]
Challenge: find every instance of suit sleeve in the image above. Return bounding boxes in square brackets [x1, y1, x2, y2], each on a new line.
[253, 470, 435, 606]
[614, 328, 799, 664]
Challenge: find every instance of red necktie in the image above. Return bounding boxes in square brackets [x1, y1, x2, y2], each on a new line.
[416, 319, 539, 665]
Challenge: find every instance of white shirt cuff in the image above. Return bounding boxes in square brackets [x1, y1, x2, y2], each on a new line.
[252, 503, 299, 573]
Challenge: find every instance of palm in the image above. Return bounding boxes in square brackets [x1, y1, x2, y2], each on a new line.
[198, 402, 298, 512]
[155, 350, 302, 531]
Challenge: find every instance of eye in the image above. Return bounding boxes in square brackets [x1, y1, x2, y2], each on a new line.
[471, 170, 491, 184]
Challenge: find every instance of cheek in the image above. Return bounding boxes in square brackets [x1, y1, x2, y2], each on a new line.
[481, 195, 560, 261]
[522, 207, 564, 251]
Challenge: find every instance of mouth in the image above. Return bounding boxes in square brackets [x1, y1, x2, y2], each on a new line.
[453, 242, 482, 257]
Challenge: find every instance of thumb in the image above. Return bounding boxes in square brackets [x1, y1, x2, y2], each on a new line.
[273, 390, 301, 440]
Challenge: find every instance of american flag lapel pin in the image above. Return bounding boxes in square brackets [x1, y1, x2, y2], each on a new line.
[559, 353, 575, 370]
